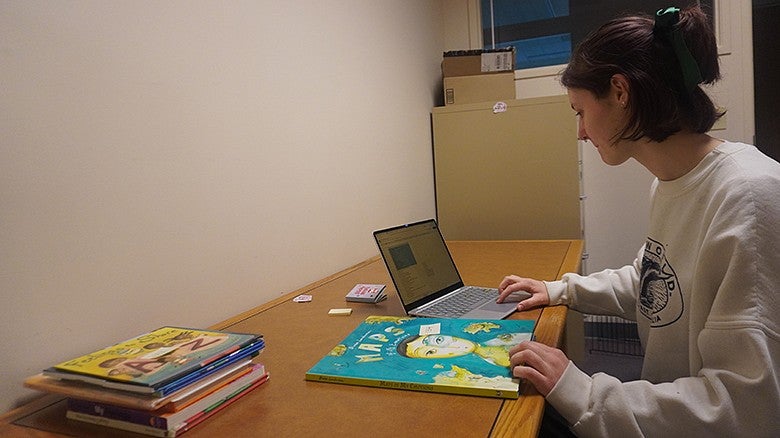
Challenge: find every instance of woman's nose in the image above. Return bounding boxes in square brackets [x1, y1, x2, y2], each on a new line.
[577, 121, 588, 141]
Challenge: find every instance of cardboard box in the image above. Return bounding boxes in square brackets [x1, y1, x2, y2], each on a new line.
[443, 72, 515, 105]
[441, 48, 515, 78]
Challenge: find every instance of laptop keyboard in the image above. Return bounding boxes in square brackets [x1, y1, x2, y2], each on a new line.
[418, 286, 498, 318]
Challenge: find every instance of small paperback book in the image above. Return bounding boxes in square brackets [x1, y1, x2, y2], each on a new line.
[305, 316, 534, 399]
[345, 284, 387, 303]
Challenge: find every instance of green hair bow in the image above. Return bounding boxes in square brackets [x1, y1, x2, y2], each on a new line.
[654, 7, 704, 93]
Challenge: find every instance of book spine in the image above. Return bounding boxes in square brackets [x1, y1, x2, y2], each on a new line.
[161, 360, 255, 412]
[304, 373, 517, 399]
[177, 375, 268, 435]
[67, 398, 171, 429]
[23, 374, 168, 411]
[66, 410, 169, 437]
[66, 363, 268, 433]
[42, 369, 156, 394]
[156, 340, 264, 396]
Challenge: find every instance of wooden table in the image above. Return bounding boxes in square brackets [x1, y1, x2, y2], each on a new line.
[1, 240, 582, 437]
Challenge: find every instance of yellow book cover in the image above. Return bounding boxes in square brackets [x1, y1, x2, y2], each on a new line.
[43, 326, 263, 394]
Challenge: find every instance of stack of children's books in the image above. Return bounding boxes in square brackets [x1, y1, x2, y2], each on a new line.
[24, 326, 267, 437]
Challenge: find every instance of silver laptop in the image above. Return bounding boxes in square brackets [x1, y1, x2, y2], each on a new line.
[373, 219, 524, 319]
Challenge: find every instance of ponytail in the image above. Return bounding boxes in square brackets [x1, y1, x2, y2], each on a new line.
[561, 5, 723, 142]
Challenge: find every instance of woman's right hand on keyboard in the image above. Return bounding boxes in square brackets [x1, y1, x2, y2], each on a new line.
[496, 276, 550, 311]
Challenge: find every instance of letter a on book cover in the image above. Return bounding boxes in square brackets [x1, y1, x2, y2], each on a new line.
[305, 316, 534, 399]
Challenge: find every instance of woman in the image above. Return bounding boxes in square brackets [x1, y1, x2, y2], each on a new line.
[496, 5, 780, 437]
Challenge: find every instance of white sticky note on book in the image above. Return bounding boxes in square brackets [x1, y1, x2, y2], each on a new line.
[419, 323, 441, 336]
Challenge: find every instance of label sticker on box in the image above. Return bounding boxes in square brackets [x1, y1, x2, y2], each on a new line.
[481, 51, 513, 72]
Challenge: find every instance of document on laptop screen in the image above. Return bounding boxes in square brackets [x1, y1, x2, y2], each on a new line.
[377, 222, 461, 303]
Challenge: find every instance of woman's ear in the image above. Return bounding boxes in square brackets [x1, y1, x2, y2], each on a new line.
[610, 74, 630, 108]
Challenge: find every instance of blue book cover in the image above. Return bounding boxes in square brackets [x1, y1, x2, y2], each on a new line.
[305, 316, 534, 399]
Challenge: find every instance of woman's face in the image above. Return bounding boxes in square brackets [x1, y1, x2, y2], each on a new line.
[568, 86, 632, 166]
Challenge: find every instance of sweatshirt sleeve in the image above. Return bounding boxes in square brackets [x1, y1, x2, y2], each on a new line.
[544, 247, 643, 320]
[546, 329, 780, 438]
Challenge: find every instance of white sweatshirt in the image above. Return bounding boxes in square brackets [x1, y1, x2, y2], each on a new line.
[544, 142, 780, 437]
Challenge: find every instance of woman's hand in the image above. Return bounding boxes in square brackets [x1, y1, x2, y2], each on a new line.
[496, 275, 550, 311]
[509, 341, 570, 396]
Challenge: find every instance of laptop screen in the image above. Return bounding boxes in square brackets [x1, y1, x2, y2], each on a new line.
[374, 220, 462, 307]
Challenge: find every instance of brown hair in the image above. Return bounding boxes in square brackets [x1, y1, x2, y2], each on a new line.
[560, 5, 722, 142]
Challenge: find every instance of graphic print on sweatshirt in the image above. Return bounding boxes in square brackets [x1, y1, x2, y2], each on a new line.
[639, 238, 684, 327]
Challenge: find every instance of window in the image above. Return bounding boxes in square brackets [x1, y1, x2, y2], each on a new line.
[481, 0, 714, 70]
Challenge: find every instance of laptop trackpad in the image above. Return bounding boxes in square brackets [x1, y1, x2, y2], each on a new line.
[479, 301, 518, 312]
[460, 301, 518, 319]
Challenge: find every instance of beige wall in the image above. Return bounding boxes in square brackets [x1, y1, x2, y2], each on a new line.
[0, 1, 443, 413]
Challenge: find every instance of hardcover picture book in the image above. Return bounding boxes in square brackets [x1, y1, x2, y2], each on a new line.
[24, 358, 254, 411]
[43, 326, 264, 395]
[66, 364, 268, 434]
[305, 316, 534, 399]
[66, 368, 268, 438]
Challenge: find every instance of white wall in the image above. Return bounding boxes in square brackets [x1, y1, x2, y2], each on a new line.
[0, 1, 443, 413]
[443, 0, 754, 274]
